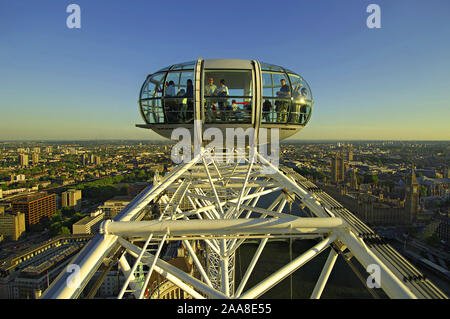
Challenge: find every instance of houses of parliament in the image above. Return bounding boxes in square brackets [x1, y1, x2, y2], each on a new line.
[322, 149, 420, 227]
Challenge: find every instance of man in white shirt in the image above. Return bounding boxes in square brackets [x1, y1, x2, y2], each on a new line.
[165, 81, 176, 96]
[214, 79, 229, 96]
[205, 77, 216, 96]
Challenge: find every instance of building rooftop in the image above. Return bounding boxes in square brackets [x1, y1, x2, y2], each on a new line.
[11, 192, 53, 203]
[73, 213, 104, 226]
[103, 195, 134, 203]
[0, 234, 93, 273]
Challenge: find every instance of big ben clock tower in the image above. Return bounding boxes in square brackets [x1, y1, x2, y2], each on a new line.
[405, 164, 419, 223]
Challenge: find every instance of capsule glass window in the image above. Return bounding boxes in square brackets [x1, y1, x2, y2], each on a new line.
[203, 70, 253, 124]
[288, 74, 313, 125]
[141, 73, 165, 99]
[261, 71, 291, 124]
[163, 71, 195, 124]
[140, 73, 165, 124]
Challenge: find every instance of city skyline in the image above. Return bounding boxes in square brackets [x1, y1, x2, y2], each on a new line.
[1, 0, 450, 141]
[1, 139, 449, 299]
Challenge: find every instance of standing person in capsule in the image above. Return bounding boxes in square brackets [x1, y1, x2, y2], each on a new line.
[275, 78, 290, 122]
[290, 84, 303, 123]
[165, 81, 176, 96]
[300, 87, 309, 124]
[184, 79, 194, 122]
[165, 81, 177, 122]
[205, 77, 217, 122]
[214, 79, 229, 121]
[263, 99, 272, 123]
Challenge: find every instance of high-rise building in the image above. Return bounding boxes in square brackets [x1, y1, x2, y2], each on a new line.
[0, 207, 26, 241]
[405, 165, 419, 223]
[82, 153, 89, 166]
[32, 153, 39, 165]
[94, 156, 101, 166]
[61, 189, 82, 211]
[347, 150, 354, 161]
[331, 154, 345, 184]
[11, 192, 57, 227]
[32, 147, 40, 154]
[45, 146, 53, 153]
[19, 154, 28, 168]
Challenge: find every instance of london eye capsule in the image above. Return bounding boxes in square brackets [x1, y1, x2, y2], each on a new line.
[137, 59, 313, 142]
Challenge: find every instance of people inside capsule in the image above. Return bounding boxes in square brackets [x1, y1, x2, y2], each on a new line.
[229, 99, 239, 120]
[184, 79, 194, 122]
[176, 89, 186, 122]
[293, 84, 302, 99]
[301, 87, 308, 97]
[263, 99, 272, 122]
[165, 81, 176, 96]
[299, 87, 310, 124]
[205, 77, 216, 96]
[277, 79, 290, 97]
[164, 81, 178, 122]
[185, 79, 193, 98]
[214, 79, 229, 121]
[275, 79, 290, 122]
[205, 77, 217, 122]
[231, 99, 238, 112]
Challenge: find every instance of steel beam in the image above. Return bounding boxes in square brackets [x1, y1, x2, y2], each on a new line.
[103, 217, 346, 237]
[239, 234, 337, 299]
[310, 248, 338, 299]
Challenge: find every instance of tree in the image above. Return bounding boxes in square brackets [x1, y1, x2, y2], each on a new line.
[363, 174, 379, 184]
[62, 206, 76, 218]
[59, 227, 71, 236]
[49, 222, 62, 236]
[50, 212, 63, 224]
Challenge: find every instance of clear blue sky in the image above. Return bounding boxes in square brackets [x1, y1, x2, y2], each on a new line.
[1, 0, 449, 140]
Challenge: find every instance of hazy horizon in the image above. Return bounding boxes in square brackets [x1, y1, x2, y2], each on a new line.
[1, 138, 449, 143]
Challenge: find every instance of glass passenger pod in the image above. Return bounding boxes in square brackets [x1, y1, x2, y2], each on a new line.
[138, 59, 313, 141]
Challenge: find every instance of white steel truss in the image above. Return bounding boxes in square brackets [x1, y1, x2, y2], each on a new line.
[41, 148, 448, 299]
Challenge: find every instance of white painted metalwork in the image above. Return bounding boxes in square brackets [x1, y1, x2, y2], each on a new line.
[41, 147, 447, 299]
[310, 248, 339, 299]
